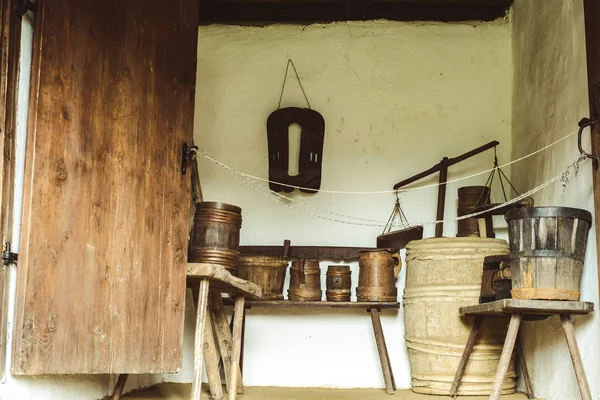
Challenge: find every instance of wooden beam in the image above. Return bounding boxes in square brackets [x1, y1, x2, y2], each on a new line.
[199, 0, 513, 24]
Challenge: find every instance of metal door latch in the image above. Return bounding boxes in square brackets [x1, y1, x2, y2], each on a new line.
[181, 143, 198, 176]
[2, 242, 18, 265]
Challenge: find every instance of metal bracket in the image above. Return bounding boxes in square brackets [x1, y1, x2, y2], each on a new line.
[181, 143, 198, 176]
[577, 117, 600, 163]
[2, 242, 18, 266]
[14, 0, 36, 17]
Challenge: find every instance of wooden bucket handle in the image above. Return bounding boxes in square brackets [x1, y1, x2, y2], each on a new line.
[392, 251, 402, 279]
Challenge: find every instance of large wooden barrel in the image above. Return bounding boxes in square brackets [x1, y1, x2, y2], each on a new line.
[188, 202, 242, 272]
[457, 186, 494, 238]
[356, 249, 400, 302]
[239, 256, 288, 300]
[404, 238, 515, 396]
[326, 265, 351, 302]
[505, 206, 592, 301]
[288, 259, 322, 301]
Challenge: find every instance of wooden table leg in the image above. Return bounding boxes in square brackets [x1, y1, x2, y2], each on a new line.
[111, 374, 129, 400]
[450, 316, 482, 397]
[490, 313, 521, 400]
[204, 296, 224, 400]
[370, 308, 395, 395]
[228, 296, 246, 400]
[516, 339, 534, 399]
[560, 314, 592, 400]
[191, 279, 210, 400]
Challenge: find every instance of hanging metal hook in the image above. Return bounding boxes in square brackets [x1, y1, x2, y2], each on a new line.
[577, 117, 599, 163]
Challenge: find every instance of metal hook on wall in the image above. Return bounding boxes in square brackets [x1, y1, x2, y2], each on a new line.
[577, 117, 599, 163]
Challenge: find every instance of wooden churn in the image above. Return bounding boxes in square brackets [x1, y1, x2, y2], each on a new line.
[356, 249, 401, 302]
[288, 259, 322, 301]
[457, 186, 494, 238]
[239, 256, 288, 300]
[326, 265, 352, 302]
[188, 202, 242, 273]
[506, 206, 592, 301]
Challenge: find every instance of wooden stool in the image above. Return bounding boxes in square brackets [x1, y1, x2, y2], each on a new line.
[451, 299, 594, 400]
[109, 263, 261, 400]
[187, 263, 262, 400]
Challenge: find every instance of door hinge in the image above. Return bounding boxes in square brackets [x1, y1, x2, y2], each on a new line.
[3, 242, 18, 265]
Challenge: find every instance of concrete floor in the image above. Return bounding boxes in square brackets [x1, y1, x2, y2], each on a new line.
[122, 383, 530, 399]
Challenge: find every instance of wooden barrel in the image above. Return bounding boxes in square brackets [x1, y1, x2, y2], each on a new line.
[457, 186, 494, 238]
[505, 206, 592, 301]
[404, 238, 515, 396]
[288, 259, 322, 301]
[356, 249, 400, 302]
[239, 256, 288, 300]
[188, 202, 242, 272]
[326, 265, 351, 302]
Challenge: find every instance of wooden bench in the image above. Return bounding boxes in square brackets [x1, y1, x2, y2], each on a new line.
[224, 299, 400, 395]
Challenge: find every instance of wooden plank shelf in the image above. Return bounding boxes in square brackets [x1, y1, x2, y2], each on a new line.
[223, 299, 400, 309]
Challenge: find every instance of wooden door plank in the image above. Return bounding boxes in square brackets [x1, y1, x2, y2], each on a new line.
[12, 0, 198, 374]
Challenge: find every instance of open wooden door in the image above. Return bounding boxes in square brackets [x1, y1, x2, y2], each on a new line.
[11, 0, 198, 374]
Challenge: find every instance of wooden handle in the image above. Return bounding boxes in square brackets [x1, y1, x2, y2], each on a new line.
[392, 252, 402, 279]
[283, 239, 291, 258]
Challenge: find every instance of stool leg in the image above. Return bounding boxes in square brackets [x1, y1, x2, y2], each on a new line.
[450, 316, 482, 397]
[111, 374, 129, 400]
[204, 297, 224, 400]
[228, 296, 245, 400]
[560, 314, 592, 400]
[516, 339, 534, 399]
[490, 313, 521, 400]
[191, 279, 210, 400]
[370, 308, 395, 395]
[210, 293, 244, 395]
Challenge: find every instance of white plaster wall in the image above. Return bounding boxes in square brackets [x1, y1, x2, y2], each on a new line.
[192, 20, 512, 389]
[511, 1, 600, 399]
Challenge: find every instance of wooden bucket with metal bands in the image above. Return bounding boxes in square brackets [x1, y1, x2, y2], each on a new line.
[457, 186, 494, 238]
[506, 206, 591, 301]
[326, 265, 352, 302]
[356, 249, 400, 302]
[239, 256, 288, 300]
[188, 202, 242, 272]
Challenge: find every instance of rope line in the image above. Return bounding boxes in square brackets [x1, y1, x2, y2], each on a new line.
[206, 150, 587, 227]
[195, 127, 581, 195]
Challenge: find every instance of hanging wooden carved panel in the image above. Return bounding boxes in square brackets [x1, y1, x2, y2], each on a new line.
[267, 107, 325, 193]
